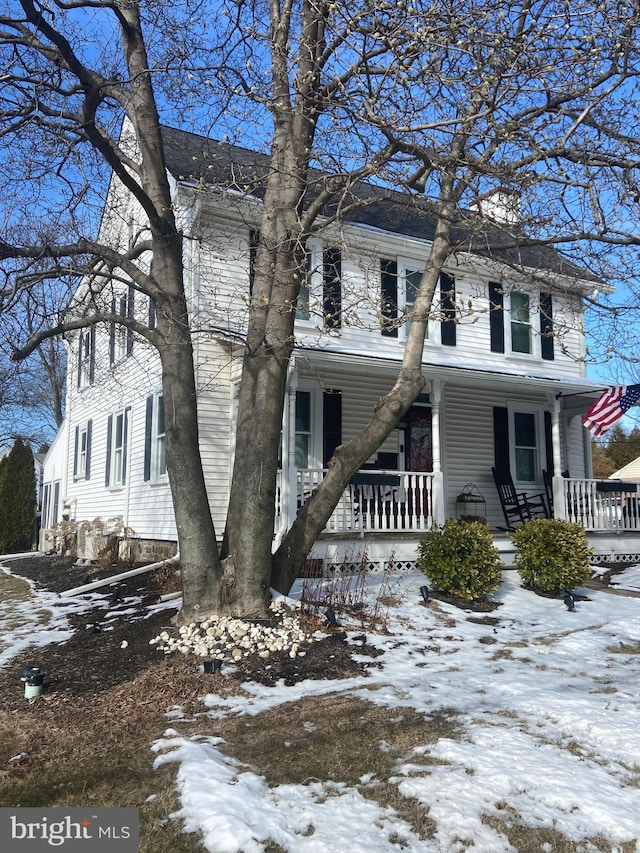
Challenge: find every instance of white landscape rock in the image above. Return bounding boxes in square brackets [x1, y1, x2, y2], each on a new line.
[149, 600, 319, 663]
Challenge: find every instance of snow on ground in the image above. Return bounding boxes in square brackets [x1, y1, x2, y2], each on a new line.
[0, 561, 107, 668]
[2, 559, 640, 852]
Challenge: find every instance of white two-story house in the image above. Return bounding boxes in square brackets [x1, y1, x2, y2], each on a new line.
[40, 126, 635, 570]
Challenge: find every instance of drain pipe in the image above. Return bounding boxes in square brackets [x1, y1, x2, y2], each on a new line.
[59, 554, 180, 598]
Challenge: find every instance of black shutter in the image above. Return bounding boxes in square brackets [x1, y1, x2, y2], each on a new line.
[544, 411, 553, 475]
[489, 282, 505, 353]
[540, 292, 554, 361]
[127, 286, 135, 355]
[440, 272, 456, 346]
[88, 327, 96, 384]
[122, 408, 130, 485]
[105, 414, 113, 487]
[380, 259, 398, 337]
[148, 297, 156, 330]
[73, 425, 79, 479]
[144, 395, 153, 482]
[493, 407, 510, 477]
[323, 247, 342, 329]
[76, 336, 82, 389]
[323, 390, 342, 467]
[109, 297, 116, 365]
[85, 419, 92, 480]
[249, 229, 260, 295]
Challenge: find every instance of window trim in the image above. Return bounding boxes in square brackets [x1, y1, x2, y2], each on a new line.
[289, 382, 322, 471]
[109, 286, 135, 365]
[397, 258, 434, 342]
[144, 392, 167, 483]
[507, 403, 545, 485]
[77, 327, 95, 388]
[106, 408, 129, 489]
[73, 420, 92, 481]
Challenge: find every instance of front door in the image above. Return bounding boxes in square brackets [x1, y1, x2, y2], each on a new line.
[405, 407, 433, 472]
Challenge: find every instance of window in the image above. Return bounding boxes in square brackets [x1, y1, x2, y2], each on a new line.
[73, 420, 92, 481]
[106, 409, 129, 488]
[381, 260, 456, 345]
[510, 291, 532, 354]
[144, 393, 167, 482]
[490, 283, 554, 359]
[109, 287, 134, 364]
[508, 407, 545, 484]
[77, 328, 95, 388]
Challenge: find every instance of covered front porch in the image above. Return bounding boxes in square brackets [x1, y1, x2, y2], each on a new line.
[272, 350, 637, 559]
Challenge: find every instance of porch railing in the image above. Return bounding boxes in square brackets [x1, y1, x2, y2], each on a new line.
[275, 469, 435, 537]
[562, 478, 640, 532]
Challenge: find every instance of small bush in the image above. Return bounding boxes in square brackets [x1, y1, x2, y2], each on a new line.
[512, 518, 593, 592]
[417, 520, 503, 601]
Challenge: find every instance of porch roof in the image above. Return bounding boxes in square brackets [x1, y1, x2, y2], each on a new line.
[296, 346, 604, 412]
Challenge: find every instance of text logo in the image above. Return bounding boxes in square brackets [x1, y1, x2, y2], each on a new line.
[0, 809, 138, 851]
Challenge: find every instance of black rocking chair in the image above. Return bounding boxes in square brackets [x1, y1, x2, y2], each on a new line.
[492, 467, 550, 530]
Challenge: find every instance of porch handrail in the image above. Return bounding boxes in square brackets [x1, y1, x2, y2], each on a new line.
[295, 468, 435, 535]
[561, 477, 640, 532]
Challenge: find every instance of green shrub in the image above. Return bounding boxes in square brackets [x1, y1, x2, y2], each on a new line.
[417, 520, 503, 601]
[0, 438, 36, 554]
[512, 518, 593, 592]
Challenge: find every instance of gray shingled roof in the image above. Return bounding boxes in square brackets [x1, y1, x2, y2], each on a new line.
[161, 125, 595, 282]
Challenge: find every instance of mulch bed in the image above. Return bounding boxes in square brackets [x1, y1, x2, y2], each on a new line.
[0, 554, 382, 713]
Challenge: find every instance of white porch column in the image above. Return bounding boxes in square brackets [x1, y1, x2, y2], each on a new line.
[551, 394, 567, 519]
[431, 379, 445, 524]
[285, 358, 299, 530]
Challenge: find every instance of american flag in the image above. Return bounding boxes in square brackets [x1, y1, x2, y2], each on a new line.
[582, 384, 640, 437]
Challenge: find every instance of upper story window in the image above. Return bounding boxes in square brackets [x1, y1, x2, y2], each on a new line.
[509, 291, 532, 354]
[109, 286, 135, 365]
[489, 283, 554, 361]
[380, 259, 456, 345]
[77, 327, 95, 388]
[73, 420, 92, 481]
[144, 393, 167, 482]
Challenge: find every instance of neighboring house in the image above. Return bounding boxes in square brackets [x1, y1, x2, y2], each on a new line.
[40, 126, 635, 569]
[610, 457, 640, 482]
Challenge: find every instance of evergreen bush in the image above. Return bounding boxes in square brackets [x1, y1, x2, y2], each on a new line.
[417, 520, 503, 601]
[512, 518, 593, 592]
[0, 438, 36, 553]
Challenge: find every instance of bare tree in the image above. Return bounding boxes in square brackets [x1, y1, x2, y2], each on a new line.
[2, 1, 640, 617]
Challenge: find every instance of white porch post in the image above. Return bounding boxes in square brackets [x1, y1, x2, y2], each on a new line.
[551, 394, 567, 519]
[285, 358, 299, 530]
[431, 380, 445, 524]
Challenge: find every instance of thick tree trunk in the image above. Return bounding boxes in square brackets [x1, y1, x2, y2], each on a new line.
[155, 278, 223, 624]
[222, 118, 310, 616]
[272, 211, 457, 593]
